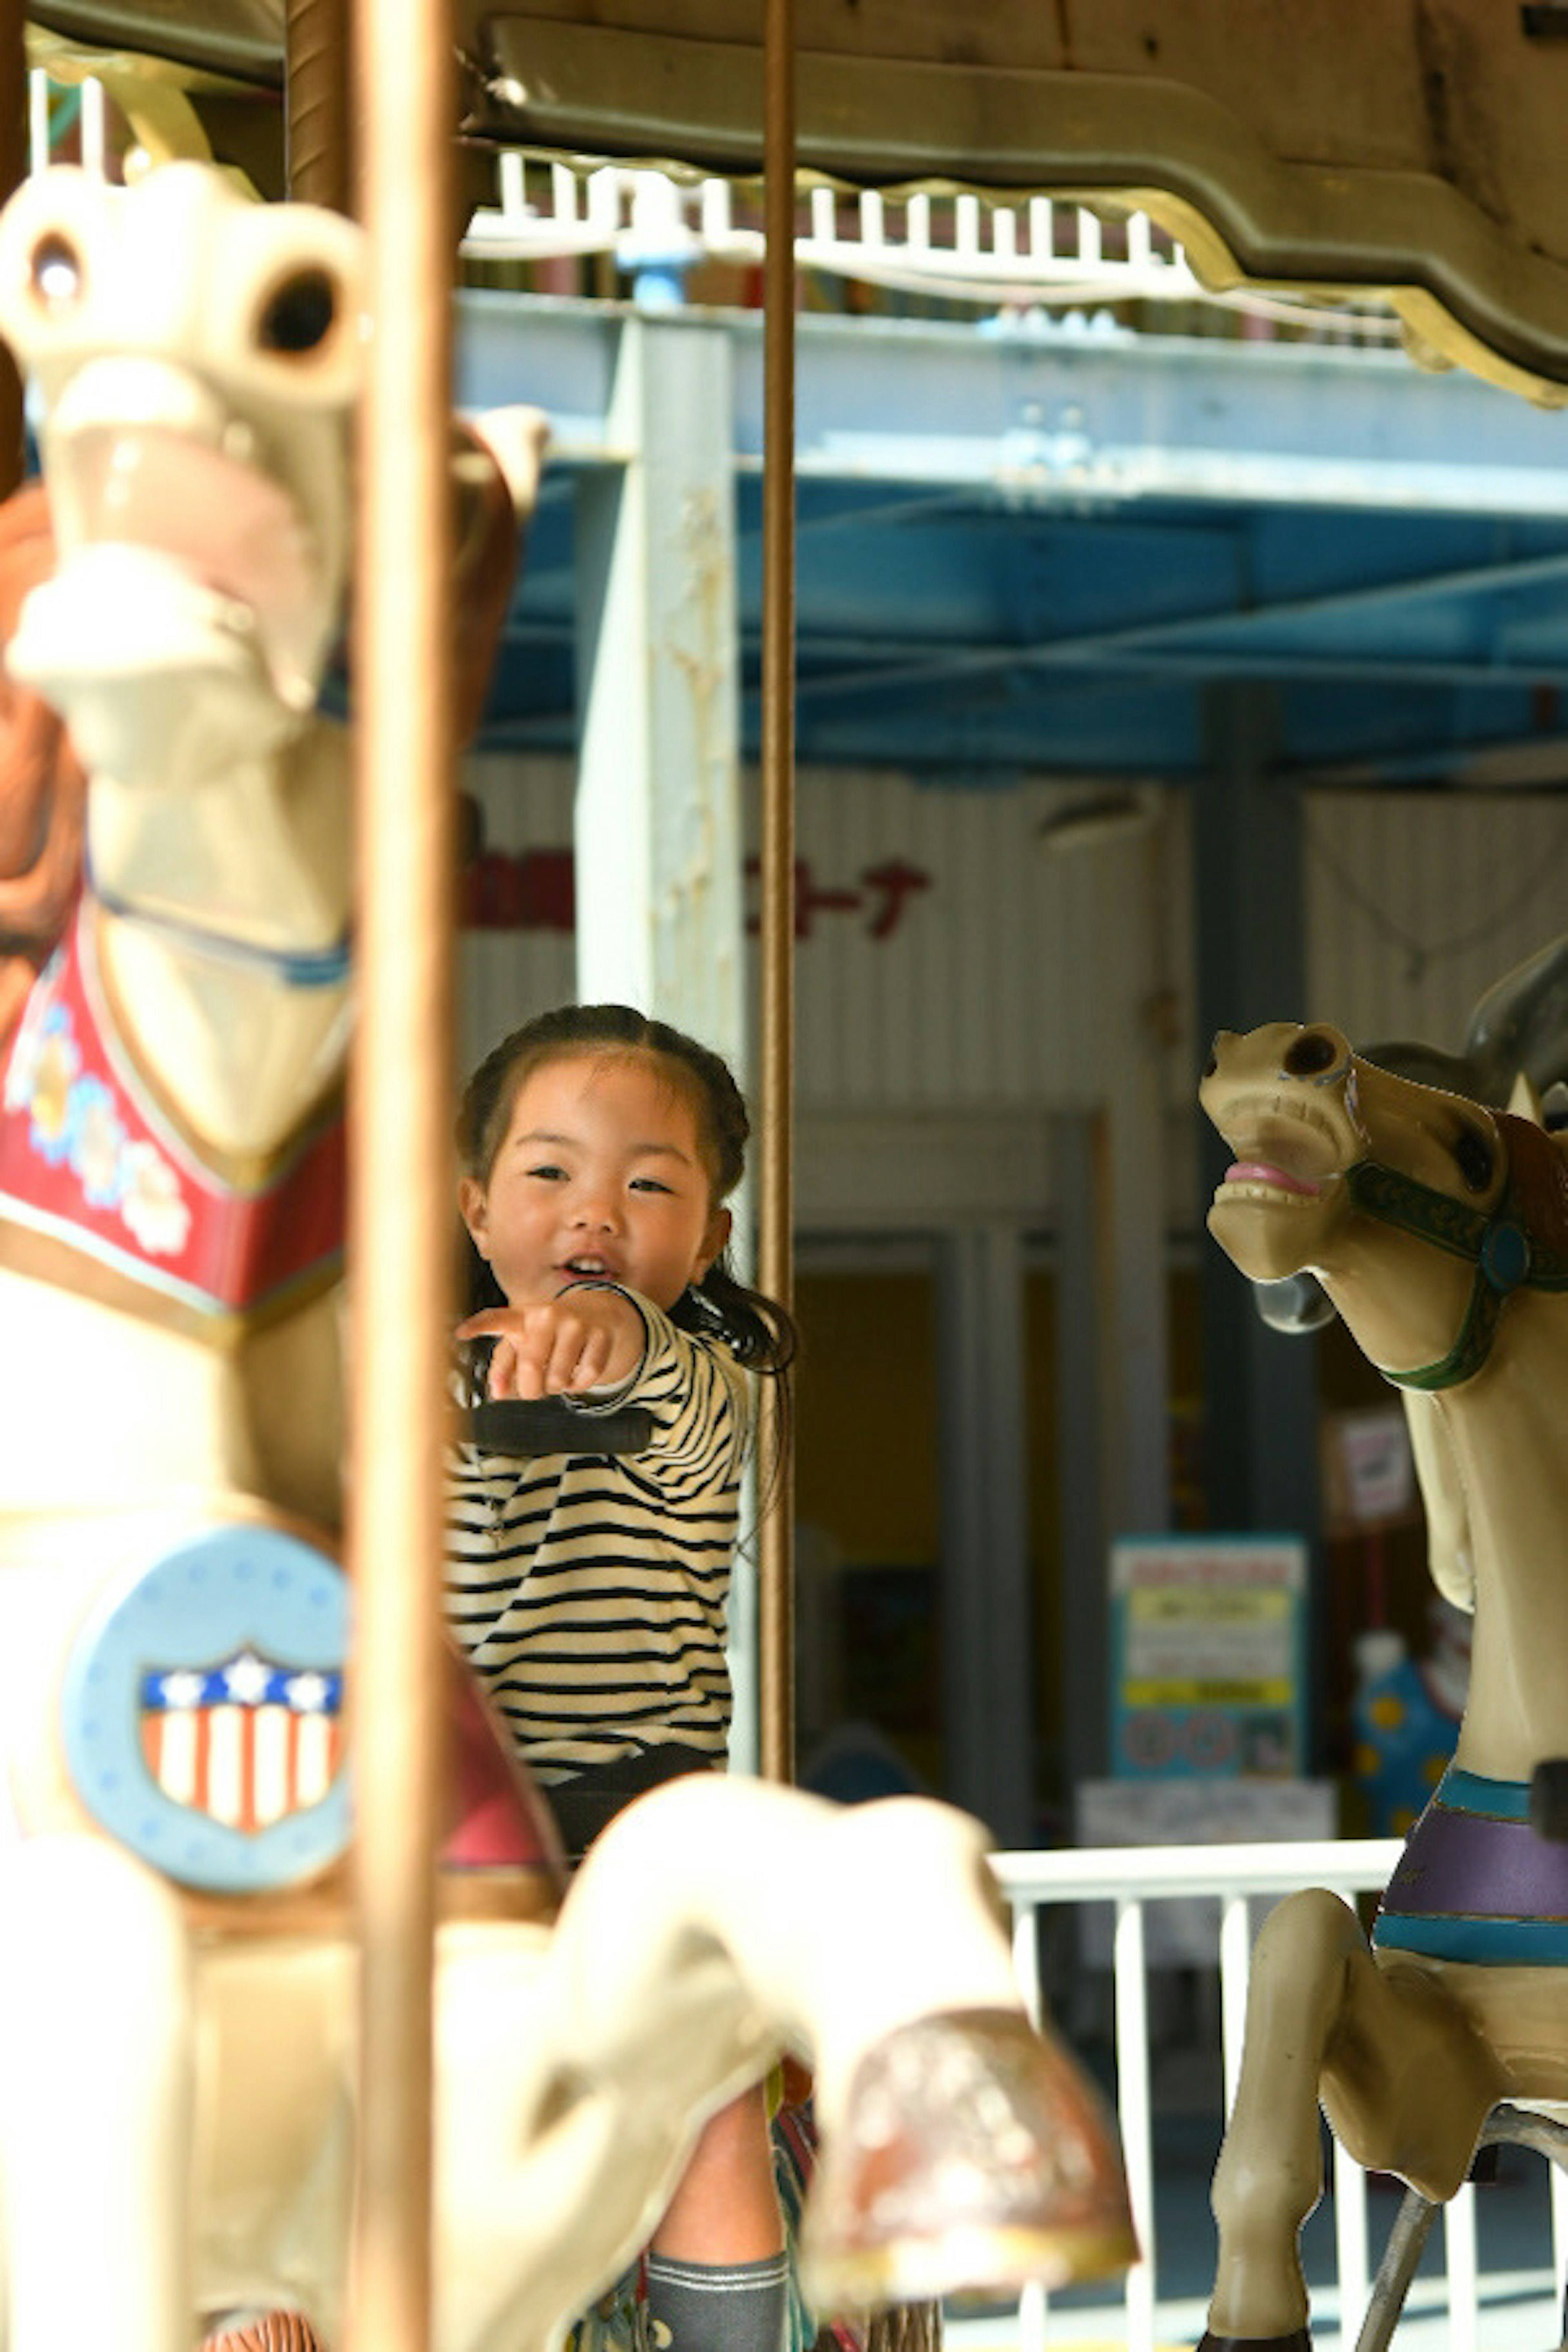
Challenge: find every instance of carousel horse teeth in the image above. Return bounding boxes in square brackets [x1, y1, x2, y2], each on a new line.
[799, 2005, 1137, 2312]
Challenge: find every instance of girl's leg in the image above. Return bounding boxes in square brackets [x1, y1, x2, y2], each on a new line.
[644, 2085, 789, 2352]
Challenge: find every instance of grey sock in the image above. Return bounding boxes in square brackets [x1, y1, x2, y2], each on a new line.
[643, 2251, 790, 2352]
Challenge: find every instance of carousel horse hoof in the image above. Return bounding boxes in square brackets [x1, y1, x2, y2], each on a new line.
[799, 2005, 1137, 2311]
[1195, 2332, 1312, 2351]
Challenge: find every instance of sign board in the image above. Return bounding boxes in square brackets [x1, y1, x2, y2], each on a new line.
[1322, 1403, 1416, 1529]
[1110, 1534, 1309, 1778]
[1075, 1775, 1339, 1966]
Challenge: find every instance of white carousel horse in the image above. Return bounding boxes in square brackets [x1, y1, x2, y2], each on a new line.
[1196, 1017, 1568, 2351]
[0, 162, 1134, 2352]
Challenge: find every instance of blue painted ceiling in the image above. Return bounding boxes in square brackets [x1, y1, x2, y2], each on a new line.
[478, 474, 1568, 787]
[464, 305, 1568, 794]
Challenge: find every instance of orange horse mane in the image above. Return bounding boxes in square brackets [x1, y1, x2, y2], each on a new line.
[0, 422, 521, 1051]
[0, 483, 85, 1047]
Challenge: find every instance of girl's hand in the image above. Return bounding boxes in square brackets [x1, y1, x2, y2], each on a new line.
[457, 1289, 645, 1401]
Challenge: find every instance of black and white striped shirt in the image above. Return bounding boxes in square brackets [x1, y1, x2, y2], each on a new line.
[443, 1289, 754, 1783]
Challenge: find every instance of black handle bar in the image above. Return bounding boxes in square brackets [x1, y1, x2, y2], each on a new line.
[468, 1397, 655, 1458]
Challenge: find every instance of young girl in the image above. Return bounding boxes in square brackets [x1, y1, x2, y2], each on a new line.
[444, 1002, 798, 2352]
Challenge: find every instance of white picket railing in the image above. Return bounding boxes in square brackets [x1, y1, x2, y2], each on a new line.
[989, 1836, 1568, 2351]
[460, 154, 1402, 343]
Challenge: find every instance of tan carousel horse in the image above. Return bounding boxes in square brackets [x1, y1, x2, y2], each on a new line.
[1196, 1016, 1568, 2351]
[0, 160, 1134, 2352]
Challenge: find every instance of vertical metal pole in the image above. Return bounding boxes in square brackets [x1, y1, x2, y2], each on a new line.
[285, 0, 352, 211]
[344, 2, 452, 2349]
[0, 0, 26, 494]
[757, 0, 797, 1784]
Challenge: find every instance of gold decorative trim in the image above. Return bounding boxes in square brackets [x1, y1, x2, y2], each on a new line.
[0, 1216, 341, 1348]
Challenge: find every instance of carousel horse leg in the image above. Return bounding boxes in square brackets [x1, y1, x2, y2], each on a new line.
[1199, 1889, 1499, 2351]
[0, 1837, 193, 2352]
[533, 1777, 1133, 2314]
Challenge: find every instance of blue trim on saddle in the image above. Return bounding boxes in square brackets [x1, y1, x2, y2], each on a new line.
[1374, 1913, 1568, 1964]
[1436, 1768, 1533, 1822]
[1372, 1764, 1568, 1967]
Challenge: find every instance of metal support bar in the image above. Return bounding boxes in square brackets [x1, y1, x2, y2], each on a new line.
[937, 1220, 1036, 1847]
[1192, 687, 1321, 1570]
[286, 0, 352, 212]
[0, 0, 24, 493]
[344, 2, 452, 2349]
[1053, 1116, 1110, 1788]
[572, 315, 743, 1049]
[1090, 819, 1174, 1551]
[757, 0, 797, 1786]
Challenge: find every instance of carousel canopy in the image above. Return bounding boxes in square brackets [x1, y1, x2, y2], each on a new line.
[25, 0, 1568, 402]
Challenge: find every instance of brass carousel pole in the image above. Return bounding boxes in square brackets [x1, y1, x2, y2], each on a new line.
[0, 0, 25, 492]
[344, 0, 453, 2347]
[284, 0, 352, 211]
[758, 0, 797, 1785]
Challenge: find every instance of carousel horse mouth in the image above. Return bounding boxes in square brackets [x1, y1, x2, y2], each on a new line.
[1219, 1159, 1324, 1202]
[18, 358, 333, 718]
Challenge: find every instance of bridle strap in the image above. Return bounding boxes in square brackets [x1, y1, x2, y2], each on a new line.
[91, 866, 352, 990]
[1346, 1153, 1568, 1391]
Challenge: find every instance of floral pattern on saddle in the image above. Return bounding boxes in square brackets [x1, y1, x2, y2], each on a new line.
[0, 906, 343, 1334]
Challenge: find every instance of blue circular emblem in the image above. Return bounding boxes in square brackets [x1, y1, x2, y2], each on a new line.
[1481, 1221, 1531, 1293]
[61, 1524, 352, 1893]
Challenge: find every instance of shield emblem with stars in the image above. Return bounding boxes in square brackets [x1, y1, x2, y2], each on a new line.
[62, 1523, 351, 1893]
[140, 1648, 345, 1832]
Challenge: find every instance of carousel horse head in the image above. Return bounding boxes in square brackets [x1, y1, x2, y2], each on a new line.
[1241, 931, 1568, 1343]
[1201, 1019, 1568, 1392]
[0, 163, 363, 792]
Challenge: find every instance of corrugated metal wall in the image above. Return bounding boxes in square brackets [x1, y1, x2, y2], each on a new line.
[1303, 789, 1568, 1064]
[458, 754, 577, 1076]
[459, 754, 1197, 1115]
[786, 765, 1190, 1112]
[458, 756, 1568, 1171]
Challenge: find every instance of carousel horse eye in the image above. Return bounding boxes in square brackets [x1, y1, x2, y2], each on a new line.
[1283, 1029, 1339, 1079]
[29, 232, 82, 309]
[257, 268, 338, 356]
[1455, 1125, 1495, 1193]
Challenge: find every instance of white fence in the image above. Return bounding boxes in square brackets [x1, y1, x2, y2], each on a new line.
[460, 153, 1401, 344]
[991, 1837, 1568, 2351]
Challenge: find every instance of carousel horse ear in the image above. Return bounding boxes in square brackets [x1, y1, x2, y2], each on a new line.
[450, 407, 550, 746]
[1508, 1068, 1546, 1125]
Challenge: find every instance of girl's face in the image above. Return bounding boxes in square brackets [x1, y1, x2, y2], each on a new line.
[460, 1049, 731, 1314]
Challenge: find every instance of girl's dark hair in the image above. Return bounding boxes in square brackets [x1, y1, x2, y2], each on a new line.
[457, 1002, 798, 1379]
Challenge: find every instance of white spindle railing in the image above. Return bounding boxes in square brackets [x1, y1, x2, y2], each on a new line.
[459, 157, 1402, 341]
[988, 1836, 1566, 2350]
